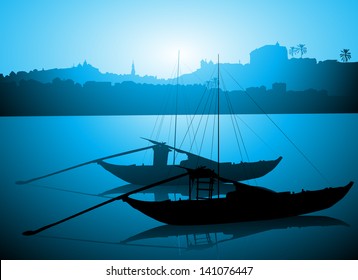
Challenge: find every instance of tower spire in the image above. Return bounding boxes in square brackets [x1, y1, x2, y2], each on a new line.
[131, 60, 136, 76]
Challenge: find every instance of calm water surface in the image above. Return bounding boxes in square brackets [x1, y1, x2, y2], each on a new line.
[1, 114, 357, 259]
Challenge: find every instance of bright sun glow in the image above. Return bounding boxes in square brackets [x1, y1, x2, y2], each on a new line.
[1, 1, 357, 79]
[162, 42, 201, 77]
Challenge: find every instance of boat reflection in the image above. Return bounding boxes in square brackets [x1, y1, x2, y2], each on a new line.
[120, 216, 348, 251]
[100, 182, 235, 201]
[39, 215, 348, 255]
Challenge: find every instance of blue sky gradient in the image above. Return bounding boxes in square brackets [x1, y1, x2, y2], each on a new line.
[1, 0, 357, 78]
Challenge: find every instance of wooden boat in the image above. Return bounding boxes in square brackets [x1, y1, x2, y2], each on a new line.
[97, 140, 282, 185]
[122, 176, 353, 225]
[22, 168, 353, 236]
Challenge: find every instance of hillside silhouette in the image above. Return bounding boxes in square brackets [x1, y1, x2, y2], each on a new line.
[1, 43, 357, 116]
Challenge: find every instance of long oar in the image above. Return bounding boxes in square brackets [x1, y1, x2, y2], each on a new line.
[16, 145, 156, 185]
[23, 172, 189, 236]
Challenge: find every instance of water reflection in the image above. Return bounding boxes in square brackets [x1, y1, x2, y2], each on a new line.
[42, 215, 347, 253]
[120, 216, 348, 251]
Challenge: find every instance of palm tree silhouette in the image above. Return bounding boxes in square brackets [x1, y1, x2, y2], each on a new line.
[297, 44, 307, 58]
[340, 49, 351, 62]
[289, 47, 298, 58]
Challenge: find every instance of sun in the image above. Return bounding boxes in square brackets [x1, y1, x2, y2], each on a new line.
[162, 42, 201, 76]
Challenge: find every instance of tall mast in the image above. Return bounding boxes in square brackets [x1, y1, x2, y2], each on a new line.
[217, 54, 220, 198]
[173, 50, 180, 165]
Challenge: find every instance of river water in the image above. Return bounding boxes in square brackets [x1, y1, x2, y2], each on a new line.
[1, 114, 357, 259]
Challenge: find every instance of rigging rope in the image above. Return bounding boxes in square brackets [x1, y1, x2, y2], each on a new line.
[188, 88, 215, 154]
[210, 99, 217, 163]
[143, 65, 178, 164]
[221, 73, 255, 185]
[224, 92, 245, 161]
[198, 87, 217, 163]
[220, 73, 248, 162]
[223, 67, 329, 183]
[176, 68, 217, 157]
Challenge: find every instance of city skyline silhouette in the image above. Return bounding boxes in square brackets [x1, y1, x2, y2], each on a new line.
[1, 0, 357, 78]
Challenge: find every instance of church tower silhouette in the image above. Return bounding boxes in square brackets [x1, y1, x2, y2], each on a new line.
[131, 60, 136, 76]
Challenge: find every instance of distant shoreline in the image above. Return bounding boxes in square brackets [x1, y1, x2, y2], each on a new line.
[1, 84, 356, 116]
[1, 43, 358, 116]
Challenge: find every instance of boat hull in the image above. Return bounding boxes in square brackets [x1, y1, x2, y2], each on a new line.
[98, 156, 282, 185]
[123, 182, 353, 225]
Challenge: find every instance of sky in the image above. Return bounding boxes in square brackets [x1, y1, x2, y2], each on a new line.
[1, 0, 357, 78]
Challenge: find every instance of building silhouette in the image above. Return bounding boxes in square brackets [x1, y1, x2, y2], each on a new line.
[131, 61, 136, 76]
[250, 42, 288, 66]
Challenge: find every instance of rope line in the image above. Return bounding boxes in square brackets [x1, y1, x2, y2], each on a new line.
[223, 67, 329, 183]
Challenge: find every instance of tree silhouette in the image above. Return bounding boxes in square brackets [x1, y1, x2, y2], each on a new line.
[289, 47, 298, 58]
[340, 49, 351, 62]
[297, 44, 307, 58]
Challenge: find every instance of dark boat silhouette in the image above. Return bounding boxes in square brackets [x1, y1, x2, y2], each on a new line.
[97, 139, 282, 186]
[122, 170, 353, 225]
[22, 168, 353, 237]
